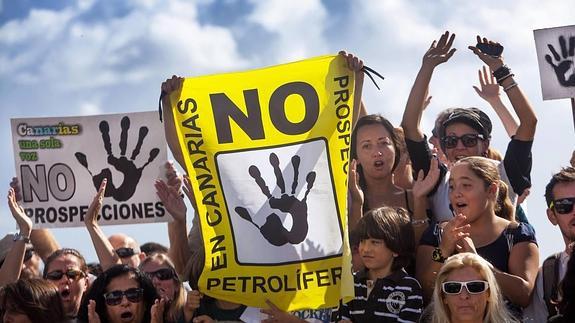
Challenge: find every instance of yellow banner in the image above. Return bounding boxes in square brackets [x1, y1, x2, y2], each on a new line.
[170, 55, 354, 311]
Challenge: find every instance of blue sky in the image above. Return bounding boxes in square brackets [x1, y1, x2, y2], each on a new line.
[1, 0, 574, 265]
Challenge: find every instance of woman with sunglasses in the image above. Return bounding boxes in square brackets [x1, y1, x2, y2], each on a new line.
[401, 31, 537, 223]
[140, 253, 194, 323]
[43, 248, 90, 321]
[0, 278, 66, 323]
[78, 264, 160, 323]
[417, 157, 538, 318]
[430, 252, 518, 323]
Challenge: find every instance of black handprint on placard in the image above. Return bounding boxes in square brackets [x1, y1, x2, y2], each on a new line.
[75, 116, 160, 201]
[545, 35, 575, 87]
[235, 153, 316, 246]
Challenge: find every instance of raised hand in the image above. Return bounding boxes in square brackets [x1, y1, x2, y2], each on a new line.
[151, 298, 166, 323]
[85, 179, 107, 228]
[422, 31, 456, 68]
[412, 157, 440, 199]
[8, 188, 32, 237]
[161, 75, 184, 95]
[234, 153, 316, 246]
[75, 116, 160, 201]
[545, 35, 575, 87]
[9, 177, 22, 202]
[349, 159, 364, 206]
[88, 300, 102, 323]
[155, 179, 186, 222]
[468, 35, 504, 70]
[184, 290, 201, 322]
[473, 66, 500, 103]
[339, 50, 364, 73]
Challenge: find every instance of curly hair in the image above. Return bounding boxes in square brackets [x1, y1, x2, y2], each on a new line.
[77, 264, 158, 323]
[431, 253, 518, 323]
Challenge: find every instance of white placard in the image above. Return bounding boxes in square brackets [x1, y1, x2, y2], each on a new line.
[534, 25, 575, 100]
[11, 111, 168, 228]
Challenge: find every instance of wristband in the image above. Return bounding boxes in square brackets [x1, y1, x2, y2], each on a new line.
[13, 232, 31, 243]
[503, 82, 518, 92]
[432, 247, 447, 263]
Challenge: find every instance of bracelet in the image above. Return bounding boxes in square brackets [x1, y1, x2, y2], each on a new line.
[493, 64, 510, 79]
[496, 73, 514, 85]
[411, 218, 429, 226]
[503, 82, 518, 92]
[12, 232, 31, 243]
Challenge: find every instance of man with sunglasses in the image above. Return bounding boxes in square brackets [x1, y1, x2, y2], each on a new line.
[0, 234, 42, 280]
[525, 167, 575, 322]
[401, 31, 537, 223]
[108, 234, 146, 268]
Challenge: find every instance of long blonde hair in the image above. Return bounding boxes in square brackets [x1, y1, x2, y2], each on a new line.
[431, 253, 518, 323]
[140, 253, 185, 323]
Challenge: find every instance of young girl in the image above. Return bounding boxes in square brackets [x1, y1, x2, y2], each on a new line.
[332, 206, 423, 322]
[416, 157, 538, 318]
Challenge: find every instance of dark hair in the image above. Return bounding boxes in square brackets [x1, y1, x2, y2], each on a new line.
[456, 157, 515, 221]
[43, 248, 88, 278]
[545, 167, 575, 208]
[140, 242, 169, 256]
[350, 114, 401, 200]
[355, 206, 415, 272]
[0, 278, 66, 323]
[557, 244, 575, 318]
[77, 264, 158, 323]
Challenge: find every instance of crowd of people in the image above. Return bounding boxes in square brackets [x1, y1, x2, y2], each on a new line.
[1, 30, 575, 323]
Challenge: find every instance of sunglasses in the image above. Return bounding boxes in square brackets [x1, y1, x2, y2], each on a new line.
[442, 280, 489, 295]
[144, 268, 176, 281]
[442, 134, 485, 149]
[115, 247, 136, 258]
[45, 269, 85, 281]
[551, 197, 575, 215]
[103, 287, 144, 306]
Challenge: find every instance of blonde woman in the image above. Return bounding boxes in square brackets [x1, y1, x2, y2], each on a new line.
[431, 252, 518, 323]
[140, 253, 195, 323]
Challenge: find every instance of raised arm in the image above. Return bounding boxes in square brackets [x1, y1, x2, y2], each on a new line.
[473, 66, 519, 137]
[401, 31, 456, 141]
[9, 177, 59, 261]
[469, 36, 537, 141]
[156, 162, 192, 276]
[84, 179, 122, 271]
[0, 188, 33, 286]
[161, 76, 186, 170]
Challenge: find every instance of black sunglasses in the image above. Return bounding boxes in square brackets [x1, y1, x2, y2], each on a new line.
[144, 268, 176, 281]
[442, 280, 489, 295]
[45, 269, 85, 281]
[551, 197, 575, 215]
[103, 287, 144, 306]
[115, 247, 136, 258]
[442, 134, 485, 149]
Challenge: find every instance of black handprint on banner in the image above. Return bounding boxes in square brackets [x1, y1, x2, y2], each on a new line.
[75, 116, 160, 201]
[545, 35, 575, 87]
[235, 153, 316, 246]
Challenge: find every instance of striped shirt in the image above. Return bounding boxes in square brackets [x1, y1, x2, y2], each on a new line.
[332, 269, 423, 323]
